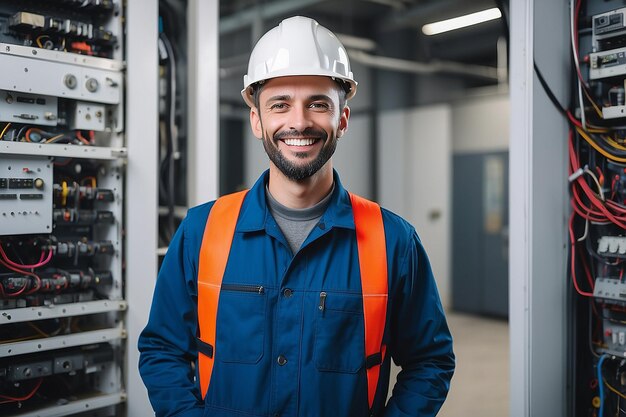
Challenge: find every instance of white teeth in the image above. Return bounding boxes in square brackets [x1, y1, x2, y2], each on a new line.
[284, 138, 315, 146]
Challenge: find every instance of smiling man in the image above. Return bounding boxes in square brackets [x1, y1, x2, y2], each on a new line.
[138, 16, 454, 417]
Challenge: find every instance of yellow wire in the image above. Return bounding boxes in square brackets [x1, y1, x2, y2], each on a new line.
[584, 88, 603, 118]
[27, 322, 50, 338]
[0, 335, 39, 343]
[576, 127, 626, 163]
[603, 136, 626, 152]
[604, 377, 626, 400]
[36, 35, 50, 49]
[0, 123, 10, 139]
[45, 134, 64, 143]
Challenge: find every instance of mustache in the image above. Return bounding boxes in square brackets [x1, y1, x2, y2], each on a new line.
[273, 128, 327, 141]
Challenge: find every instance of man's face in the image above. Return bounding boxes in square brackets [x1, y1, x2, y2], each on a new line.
[250, 76, 350, 181]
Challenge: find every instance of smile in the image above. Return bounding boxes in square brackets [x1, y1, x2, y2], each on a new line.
[282, 138, 318, 146]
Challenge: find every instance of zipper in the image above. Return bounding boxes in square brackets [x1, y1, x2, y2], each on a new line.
[318, 291, 327, 312]
[221, 283, 265, 294]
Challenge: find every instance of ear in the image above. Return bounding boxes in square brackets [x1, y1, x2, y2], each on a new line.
[249, 107, 263, 139]
[337, 105, 350, 138]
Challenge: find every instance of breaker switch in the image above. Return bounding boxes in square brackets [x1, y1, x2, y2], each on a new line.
[34, 178, 44, 190]
[85, 78, 99, 93]
[95, 189, 114, 202]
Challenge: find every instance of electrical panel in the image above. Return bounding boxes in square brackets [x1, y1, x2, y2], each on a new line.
[0, 1, 126, 416]
[567, 1, 626, 415]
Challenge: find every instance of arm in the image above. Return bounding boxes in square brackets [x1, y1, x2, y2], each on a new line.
[384, 232, 455, 417]
[138, 216, 204, 417]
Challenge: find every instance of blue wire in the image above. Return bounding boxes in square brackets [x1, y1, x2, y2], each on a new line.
[598, 354, 608, 417]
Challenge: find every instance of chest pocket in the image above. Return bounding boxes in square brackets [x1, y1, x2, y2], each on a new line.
[216, 283, 266, 364]
[314, 291, 364, 373]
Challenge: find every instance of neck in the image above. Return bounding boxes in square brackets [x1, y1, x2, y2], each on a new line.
[267, 163, 334, 209]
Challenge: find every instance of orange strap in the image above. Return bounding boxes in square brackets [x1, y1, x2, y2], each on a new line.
[349, 192, 388, 409]
[197, 190, 248, 399]
[197, 190, 387, 409]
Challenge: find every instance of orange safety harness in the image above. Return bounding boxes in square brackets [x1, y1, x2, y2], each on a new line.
[196, 190, 388, 410]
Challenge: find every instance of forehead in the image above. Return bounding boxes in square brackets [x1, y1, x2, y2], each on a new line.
[259, 76, 339, 101]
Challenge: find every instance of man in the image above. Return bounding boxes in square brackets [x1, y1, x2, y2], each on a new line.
[139, 16, 454, 417]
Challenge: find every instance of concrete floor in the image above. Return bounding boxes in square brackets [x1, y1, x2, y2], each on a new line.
[387, 311, 509, 416]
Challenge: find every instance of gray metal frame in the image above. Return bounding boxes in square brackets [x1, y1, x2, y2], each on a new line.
[510, 1, 570, 416]
[125, 0, 159, 415]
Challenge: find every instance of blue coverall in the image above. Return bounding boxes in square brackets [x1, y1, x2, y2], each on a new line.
[138, 170, 455, 417]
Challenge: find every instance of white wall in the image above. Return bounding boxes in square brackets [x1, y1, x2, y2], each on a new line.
[452, 93, 509, 154]
[378, 104, 452, 307]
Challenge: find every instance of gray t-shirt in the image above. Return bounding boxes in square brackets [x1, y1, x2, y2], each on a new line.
[266, 184, 334, 254]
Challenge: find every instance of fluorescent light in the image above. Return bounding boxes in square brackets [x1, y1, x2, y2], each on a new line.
[422, 7, 502, 36]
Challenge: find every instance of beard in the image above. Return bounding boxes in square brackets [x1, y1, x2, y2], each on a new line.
[262, 126, 338, 181]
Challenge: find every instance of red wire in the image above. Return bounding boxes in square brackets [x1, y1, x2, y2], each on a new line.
[75, 131, 90, 145]
[567, 111, 583, 128]
[0, 244, 52, 269]
[569, 131, 626, 227]
[0, 259, 41, 296]
[0, 378, 43, 403]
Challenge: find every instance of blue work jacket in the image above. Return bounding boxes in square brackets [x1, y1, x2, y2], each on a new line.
[138, 170, 454, 417]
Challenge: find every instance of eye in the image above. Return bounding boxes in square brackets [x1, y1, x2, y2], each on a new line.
[309, 102, 330, 110]
[269, 103, 288, 110]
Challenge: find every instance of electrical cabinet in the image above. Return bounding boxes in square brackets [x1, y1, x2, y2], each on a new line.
[0, 1, 127, 415]
[566, 1, 626, 415]
[452, 151, 508, 317]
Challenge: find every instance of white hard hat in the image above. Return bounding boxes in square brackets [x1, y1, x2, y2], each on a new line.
[241, 16, 358, 108]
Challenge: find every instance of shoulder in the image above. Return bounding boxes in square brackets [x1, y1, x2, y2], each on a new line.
[379, 206, 416, 246]
[181, 200, 216, 242]
[377, 206, 429, 274]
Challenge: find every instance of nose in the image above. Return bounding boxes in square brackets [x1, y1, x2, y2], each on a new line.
[289, 104, 313, 131]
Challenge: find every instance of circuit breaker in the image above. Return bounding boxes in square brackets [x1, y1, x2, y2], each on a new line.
[0, 1, 127, 416]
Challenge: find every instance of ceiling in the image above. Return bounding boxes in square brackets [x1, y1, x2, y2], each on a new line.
[219, 0, 508, 68]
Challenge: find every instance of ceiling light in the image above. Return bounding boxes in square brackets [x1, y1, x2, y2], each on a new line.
[422, 7, 502, 36]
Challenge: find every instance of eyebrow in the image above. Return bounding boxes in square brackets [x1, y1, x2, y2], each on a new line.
[308, 94, 333, 102]
[266, 94, 291, 102]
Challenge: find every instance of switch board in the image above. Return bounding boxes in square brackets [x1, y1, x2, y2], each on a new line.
[0, 155, 52, 235]
[0, 90, 58, 126]
[0, 46, 122, 105]
[69, 101, 106, 131]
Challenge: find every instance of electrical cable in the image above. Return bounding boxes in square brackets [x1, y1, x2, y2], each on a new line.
[599, 354, 609, 417]
[0, 259, 41, 296]
[570, 212, 595, 297]
[605, 378, 626, 401]
[0, 122, 11, 139]
[534, 62, 569, 118]
[0, 243, 52, 269]
[0, 377, 43, 403]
